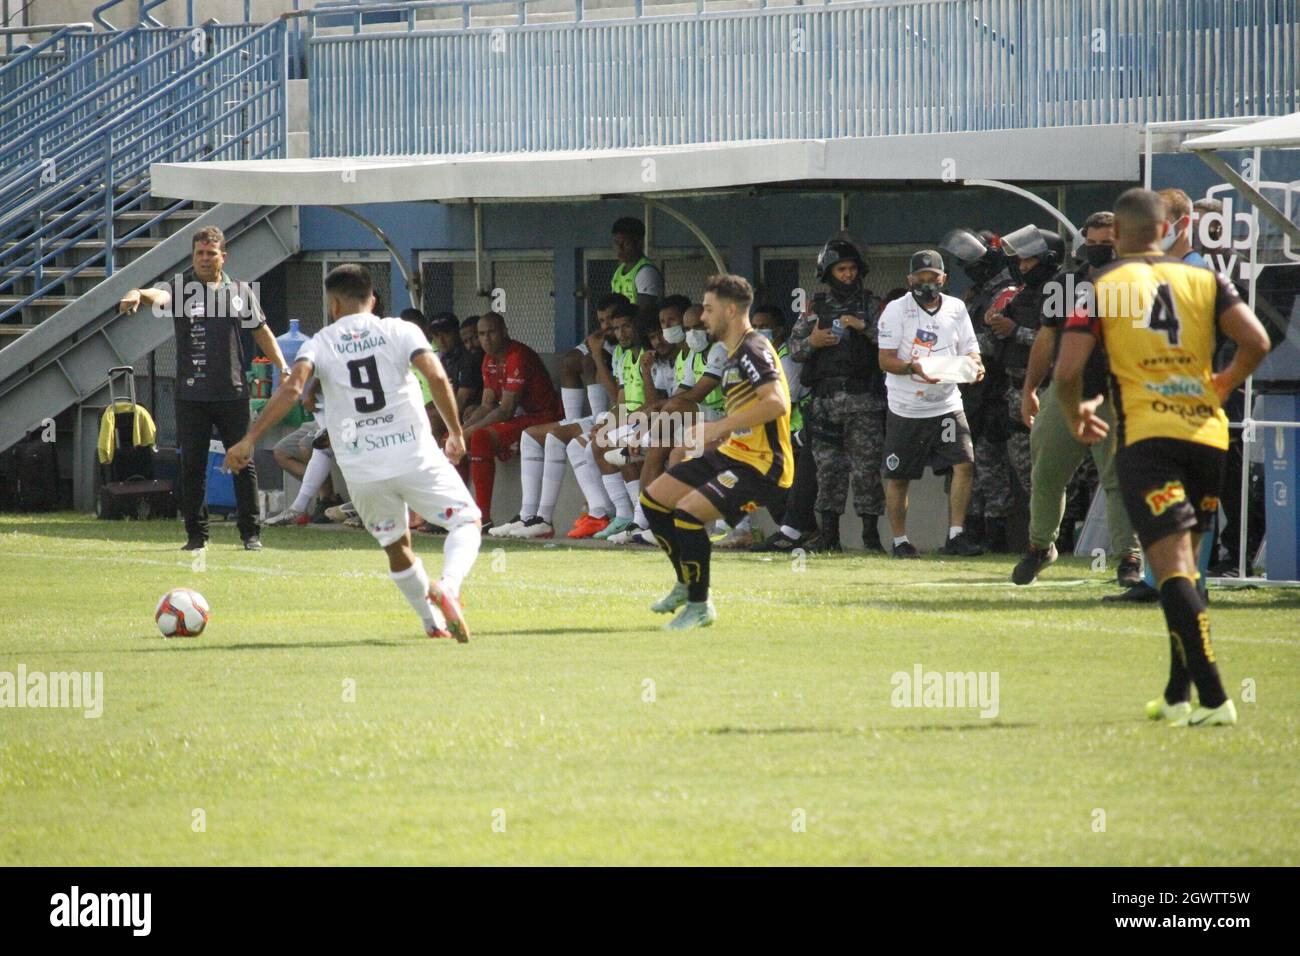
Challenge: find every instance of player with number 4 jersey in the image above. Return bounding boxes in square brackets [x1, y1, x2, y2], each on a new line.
[225, 264, 481, 642]
[1055, 188, 1270, 730]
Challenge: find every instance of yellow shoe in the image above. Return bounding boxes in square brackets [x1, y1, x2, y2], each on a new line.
[1145, 697, 1192, 722]
[1172, 698, 1237, 728]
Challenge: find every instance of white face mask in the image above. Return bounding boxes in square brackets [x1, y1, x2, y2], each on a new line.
[685, 329, 709, 352]
[662, 324, 685, 344]
[1160, 217, 1186, 252]
[755, 327, 776, 342]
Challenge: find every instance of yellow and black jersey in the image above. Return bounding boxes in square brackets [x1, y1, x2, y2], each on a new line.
[1063, 254, 1241, 451]
[716, 329, 794, 488]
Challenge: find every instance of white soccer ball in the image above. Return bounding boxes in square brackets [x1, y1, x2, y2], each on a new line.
[155, 588, 210, 638]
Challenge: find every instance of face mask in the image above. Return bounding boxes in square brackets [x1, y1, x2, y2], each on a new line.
[755, 328, 775, 342]
[911, 282, 941, 304]
[1160, 218, 1186, 252]
[1082, 244, 1116, 268]
[685, 329, 709, 352]
[662, 324, 685, 344]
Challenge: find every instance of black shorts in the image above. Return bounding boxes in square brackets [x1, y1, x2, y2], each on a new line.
[1115, 438, 1225, 549]
[881, 409, 974, 481]
[667, 449, 783, 526]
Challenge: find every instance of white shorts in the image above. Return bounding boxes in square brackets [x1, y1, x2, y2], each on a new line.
[347, 459, 481, 548]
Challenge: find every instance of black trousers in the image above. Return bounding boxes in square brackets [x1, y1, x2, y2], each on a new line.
[776, 427, 819, 533]
[176, 397, 260, 541]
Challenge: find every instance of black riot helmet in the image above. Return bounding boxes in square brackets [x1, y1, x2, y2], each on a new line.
[939, 227, 1010, 286]
[816, 236, 867, 294]
[1001, 224, 1067, 286]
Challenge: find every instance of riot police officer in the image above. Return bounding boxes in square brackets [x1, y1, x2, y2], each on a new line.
[986, 225, 1066, 508]
[940, 228, 1021, 551]
[787, 236, 887, 552]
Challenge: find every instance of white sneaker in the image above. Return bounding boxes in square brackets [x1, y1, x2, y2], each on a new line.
[264, 508, 306, 527]
[488, 516, 525, 537]
[634, 528, 656, 546]
[600, 447, 637, 465]
[606, 526, 645, 545]
[714, 526, 756, 549]
[1172, 698, 1238, 728]
[511, 518, 555, 539]
[325, 501, 357, 523]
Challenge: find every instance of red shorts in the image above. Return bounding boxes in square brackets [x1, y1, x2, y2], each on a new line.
[481, 412, 557, 461]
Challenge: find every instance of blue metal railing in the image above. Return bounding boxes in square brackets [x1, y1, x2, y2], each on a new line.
[0, 20, 286, 323]
[303, 0, 1300, 156]
[0, 24, 93, 133]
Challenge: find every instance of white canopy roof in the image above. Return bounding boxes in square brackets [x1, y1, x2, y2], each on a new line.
[151, 125, 1140, 205]
[1183, 112, 1300, 151]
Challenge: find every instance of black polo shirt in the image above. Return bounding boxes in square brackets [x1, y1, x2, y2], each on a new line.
[1043, 266, 1108, 400]
[158, 277, 267, 402]
[454, 346, 485, 401]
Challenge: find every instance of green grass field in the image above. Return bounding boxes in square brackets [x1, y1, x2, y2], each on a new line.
[1, 513, 1296, 865]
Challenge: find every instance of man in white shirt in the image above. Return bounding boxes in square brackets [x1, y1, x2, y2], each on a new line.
[225, 264, 481, 642]
[877, 250, 986, 558]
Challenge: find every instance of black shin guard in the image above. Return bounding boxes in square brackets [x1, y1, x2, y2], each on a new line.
[672, 509, 712, 603]
[1159, 574, 1226, 709]
[641, 492, 683, 583]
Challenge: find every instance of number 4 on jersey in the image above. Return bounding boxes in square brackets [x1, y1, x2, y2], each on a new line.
[1144, 282, 1181, 345]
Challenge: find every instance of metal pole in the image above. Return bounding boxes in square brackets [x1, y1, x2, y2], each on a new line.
[637, 196, 727, 274]
[473, 200, 486, 295]
[104, 131, 115, 277]
[1238, 145, 1262, 579]
[964, 178, 1085, 247]
[328, 205, 420, 306]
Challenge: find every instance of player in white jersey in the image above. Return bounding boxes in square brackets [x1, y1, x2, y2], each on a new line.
[226, 264, 481, 642]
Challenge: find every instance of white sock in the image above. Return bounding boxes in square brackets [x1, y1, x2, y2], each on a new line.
[291, 448, 333, 512]
[893, 535, 909, 547]
[390, 559, 437, 630]
[519, 432, 544, 521]
[439, 523, 480, 599]
[587, 383, 610, 417]
[733, 515, 752, 533]
[949, 525, 964, 540]
[539, 433, 568, 524]
[626, 478, 644, 527]
[562, 387, 586, 421]
[602, 472, 633, 520]
[567, 438, 611, 518]
[780, 524, 803, 539]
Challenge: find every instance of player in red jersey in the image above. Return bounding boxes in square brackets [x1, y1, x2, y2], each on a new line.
[462, 311, 563, 528]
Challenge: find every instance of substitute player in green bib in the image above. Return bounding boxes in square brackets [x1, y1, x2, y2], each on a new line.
[640, 275, 794, 630]
[610, 216, 664, 327]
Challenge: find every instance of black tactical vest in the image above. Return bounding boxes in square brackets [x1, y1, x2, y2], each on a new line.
[800, 288, 884, 396]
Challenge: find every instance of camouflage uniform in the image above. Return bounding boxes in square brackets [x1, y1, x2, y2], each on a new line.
[972, 432, 1014, 518]
[809, 391, 887, 517]
[788, 290, 887, 521]
[963, 272, 1019, 520]
[1004, 386, 1035, 500]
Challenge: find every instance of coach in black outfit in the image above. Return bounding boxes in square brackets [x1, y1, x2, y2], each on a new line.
[119, 226, 288, 551]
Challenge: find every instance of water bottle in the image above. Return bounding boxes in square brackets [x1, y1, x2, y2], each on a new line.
[272, 319, 309, 392]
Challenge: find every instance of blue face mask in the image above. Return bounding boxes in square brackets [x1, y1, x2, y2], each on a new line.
[755, 328, 775, 342]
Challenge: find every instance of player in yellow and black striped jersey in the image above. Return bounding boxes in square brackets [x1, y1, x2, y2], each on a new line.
[1055, 187, 1271, 728]
[638, 274, 793, 630]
